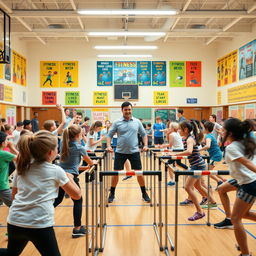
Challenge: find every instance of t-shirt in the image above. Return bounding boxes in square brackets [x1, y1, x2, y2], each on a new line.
[170, 132, 184, 150]
[0, 150, 15, 190]
[212, 122, 222, 139]
[13, 130, 21, 146]
[8, 162, 69, 228]
[60, 141, 88, 175]
[177, 116, 186, 123]
[146, 128, 153, 143]
[64, 116, 72, 129]
[225, 141, 256, 185]
[153, 123, 166, 138]
[205, 133, 222, 162]
[101, 128, 109, 143]
[86, 132, 99, 151]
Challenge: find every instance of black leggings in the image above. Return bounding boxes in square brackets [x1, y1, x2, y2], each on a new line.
[0, 224, 61, 256]
[53, 175, 83, 227]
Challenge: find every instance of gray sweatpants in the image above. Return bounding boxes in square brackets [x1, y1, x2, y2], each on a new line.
[0, 189, 12, 207]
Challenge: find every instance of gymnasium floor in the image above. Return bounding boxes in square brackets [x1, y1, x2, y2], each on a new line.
[0, 161, 256, 256]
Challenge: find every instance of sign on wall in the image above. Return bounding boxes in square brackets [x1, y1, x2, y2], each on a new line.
[169, 61, 185, 87]
[92, 108, 109, 122]
[0, 84, 4, 100]
[93, 91, 108, 105]
[186, 61, 201, 87]
[6, 106, 16, 126]
[97, 61, 113, 86]
[60, 61, 78, 88]
[65, 91, 80, 105]
[4, 85, 13, 102]
[42, 91, 57, 105]
[114, 61, 137, 85]
[217, 91, 222, 105]
[245, 104, 255, 119]
[153, 91, 168, 105]
[137, 61, 151, 86]
[40, 61, 60, 87]
[152, 61, 166, 86]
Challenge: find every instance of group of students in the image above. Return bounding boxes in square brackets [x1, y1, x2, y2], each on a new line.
[0, 105, 256, 256]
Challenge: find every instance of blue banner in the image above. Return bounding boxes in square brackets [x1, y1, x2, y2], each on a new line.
[137, 61, 151, 86]
[152, 61, 166, 86]
[113, 61, 137, 85]
[97, 61, 113, 86]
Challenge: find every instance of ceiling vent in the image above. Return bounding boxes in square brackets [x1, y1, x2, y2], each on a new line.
[48, 24, 65, 29]
[190, 24, 206, 29]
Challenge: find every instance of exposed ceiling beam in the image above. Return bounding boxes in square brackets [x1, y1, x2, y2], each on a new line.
[0, 0, 46, 45]
[206, 3, 256, 45]
[26, 0, 49, 26]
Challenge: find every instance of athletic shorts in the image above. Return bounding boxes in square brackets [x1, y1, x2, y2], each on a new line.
[154, 137, 164, 145]
[237, 180, 256, 204]
[228, 179, 239, 188]
[114, 152, 142, 170]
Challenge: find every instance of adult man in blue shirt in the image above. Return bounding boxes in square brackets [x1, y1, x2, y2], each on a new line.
[106, 102, 150, 203]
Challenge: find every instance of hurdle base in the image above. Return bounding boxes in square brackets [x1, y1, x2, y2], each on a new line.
[164, 247, 171, 256]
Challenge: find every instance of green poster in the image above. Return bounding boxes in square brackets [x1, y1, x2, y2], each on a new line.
[169, 61, 186, 87]
[65, 91, 80, 105]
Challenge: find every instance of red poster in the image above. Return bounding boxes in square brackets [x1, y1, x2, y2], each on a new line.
[186, 61, 201, 87]
[42, 91, 57, 105]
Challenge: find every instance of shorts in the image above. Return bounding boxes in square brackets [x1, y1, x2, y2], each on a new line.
[228, 179, 239, 188]
[114, 152, 142, 170]
[154, 137, 164, 145]
[189, 164, 206, 179]
[237, 180, 256, 204]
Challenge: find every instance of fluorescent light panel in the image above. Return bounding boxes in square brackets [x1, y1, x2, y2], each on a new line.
[88, 31, 166, 37]
[97, 54, 152, 58]
[78, 9, 177, 15]
[95, 45, 158, 50]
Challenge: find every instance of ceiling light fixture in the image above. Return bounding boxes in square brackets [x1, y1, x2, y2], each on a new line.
[97, 54, 153, 58]
[95, 45, 158, 50]
[88, 32, 166, 37]
[78, 9, 177, 16]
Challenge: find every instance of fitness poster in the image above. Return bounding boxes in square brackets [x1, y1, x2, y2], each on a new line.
[20, 55, 27, 86]
[152, 61, 166, 86]
[186, 61, 201, 87]
[113, 61, 137, 85]
[40, 61, 60, 88]
[60, 61, 78, 88]
[4, 46, 11, 81]
[169, 61, 185, 87]
[97, 61, 113, 86]
[137, 61, 151, 86]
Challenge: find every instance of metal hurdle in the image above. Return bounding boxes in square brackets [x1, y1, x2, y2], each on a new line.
[99, 170, 164, 252]
[173, 169, 230, 256]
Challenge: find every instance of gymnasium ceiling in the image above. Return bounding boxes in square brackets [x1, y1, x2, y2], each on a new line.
[0, 0, 256, 46]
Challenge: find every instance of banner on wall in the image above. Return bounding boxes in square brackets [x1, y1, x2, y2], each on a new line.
[42, 91, 57, 105]
[5, 47, 11, 81]
[93, 91, 108, 105]
[92, 108, 109, 122]
[0, 84, 4, 100]
[152, 61, 166, 86]
[0, 64, 3, 80]
[40, 61, 60, 87]
[186, 61, 201, 87]
[153, 91, 168, 105]
[4, 85, 13, 102]
[245, 104, 255, 119]
[237, 105, 245, 120]
[20, 55, 27, 86]
[169, 61, 185, 87]
[65, 91, 80, 105]
[217, 91, 222, 105]
[114, 61, 137, 85]
[137, 61, 151, 86]
[228, 81, 256, 103]
[229, 105, 238, 118]
[60, 61, 78, 88]
[230, 50, 238, 84]
[6, 106, 16, 126]
[97, 61, 113, 86]
[12, 50, 17, 83]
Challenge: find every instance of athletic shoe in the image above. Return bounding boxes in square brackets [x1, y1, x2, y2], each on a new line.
[179, 199, 193, 206]
[214, 218, 233, 229]
[142, 192, 151, 203]
[188, 212, 205, 221]
[167, 181, 175, 186]
[201, 203, 218, 209]
[199, 197, 208, 205]
[108, 193, 115, 203]
[72, 226, 90, 238]
[122, 176, 132, 181]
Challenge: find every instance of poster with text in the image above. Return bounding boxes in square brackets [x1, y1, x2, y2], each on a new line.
[0, 103, 6, 118]
[4, 47, 11, 81]
[253, 40, 256, 76]
[20, 55, 27, 86]
[6, 106, 16, 126]
[217, 59, 221, 87]
[152, 61, 166, 86]
[229, 105, 238, 118]
[12, 50, 18, 83]
[137, 61, 151, 86]
[92, 108, 109, 122]
[231, 50, 238, 83]
[60, 61, 78, 88]
[0, 44, 3, 79]
[65, 91, 80, 105]
[93, 91, 108, 105]
[186, 61, 201, 87]
[4, 85, 13, 102]
[40, 61, 60, 87]
[16, 53, 22, 85]
[154, 91, 168, 105]
[97, 61, 113, 86]
[114, 61, 137, 85]
[169, 61, 185, 87]
[223, 54, 229, 85]
[42, 91, 57, 105]
[0, 84, 4, 100]
[245, 104, 255, 119]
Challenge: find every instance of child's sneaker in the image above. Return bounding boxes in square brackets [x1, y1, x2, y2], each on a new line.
[142, 192, 151, 203]
[108, 193, 115, 203]
[199, 197, 208, 205]
[188, 212, 205, 221]
[167, 181, 175, 186]
[72, 226, 90, 238]
[201, 203, 218, 209]
[179, 199, 193, 206]
[214, 218, 233, 229]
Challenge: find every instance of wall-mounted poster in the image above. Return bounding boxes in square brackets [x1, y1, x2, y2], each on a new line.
[245, 104, 255, 119]
[65, 91, 80, 105]
[60, 61, 78, 88]
[97, 61, 113, 86]
[230, 50, 238, 84]
[254, 40, 256, 76]
[6, 106, 16, 126]
[12, 50, 17, 83]
[229, 105, 238, 118]
[93, 91, 108, 105]
[4, 47, 11, 81]
[40, 61, 60, 87]
[137, 61, 151, 86]
[4, 85, 13, 102]
[20, 55, 27, 86]
[0, 84, 4, 100]
[153, 91, 168, 105]
[92, 108, 109, 122]
[152, 61, 166, 86]
[42, 91, 57, 105]
[114, 61, 137, 85]
[186, 61, 201, 87]
[169, 61, 185, 87]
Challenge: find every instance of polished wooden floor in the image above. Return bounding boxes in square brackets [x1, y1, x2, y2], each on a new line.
[0, 160, 256, 256]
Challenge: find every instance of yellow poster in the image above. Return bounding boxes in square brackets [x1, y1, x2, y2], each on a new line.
[217, 59, 221, 87]
[92, 108, 109, 122]
[20, 55, 27, 86]
[0, 43, 4, 79]
[217, 91, 222, 105]
[4, 85, 13, 102]
[12, 50, 17, 83]
[231, 50, 238, 84]
[0, 103, 6, 118]
[227, 53, 232, 85]
[228, 81, 256, 103]
[93, 91, 108, 105]
[154, 91, 168, 105]
[223, 55, 229, 86]
[40, 61, 60, 87]
[16, 53, 22, 85]
[60, 61, 78, 88]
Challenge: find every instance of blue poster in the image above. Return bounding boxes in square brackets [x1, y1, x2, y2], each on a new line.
[97, 61, 113, 86]
[114, 61, 137, 85]
[152, 61, 166, 86]
[4, 46, 11, 81]
[137, 61, 151, 86]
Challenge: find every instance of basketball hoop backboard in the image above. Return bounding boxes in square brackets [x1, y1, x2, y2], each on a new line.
[122, 92, 131, 101]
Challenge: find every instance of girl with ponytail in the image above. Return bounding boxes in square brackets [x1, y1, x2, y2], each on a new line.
[86, 121, 105, 152]
[223, 118, 256, 256]
[0, 131, 81, 256]
[54, 125, 94, 238]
